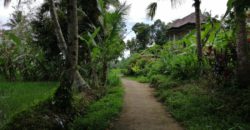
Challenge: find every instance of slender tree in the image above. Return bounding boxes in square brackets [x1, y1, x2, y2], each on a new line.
[147, 0, 203, 63]
[194, 0, 203, 63]
[233, 0, 250, 88]
[48, 0, 78, 110]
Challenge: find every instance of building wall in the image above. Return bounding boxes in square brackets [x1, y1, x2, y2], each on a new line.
[166, 24, 196, 41]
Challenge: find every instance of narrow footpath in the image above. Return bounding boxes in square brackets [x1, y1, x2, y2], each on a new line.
[112, 78, 183, 130]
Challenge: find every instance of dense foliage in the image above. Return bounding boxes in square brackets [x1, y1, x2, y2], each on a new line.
[0, 0, 249, 129]
[0, 0, 127, 129]
[119, 11, 250, 129]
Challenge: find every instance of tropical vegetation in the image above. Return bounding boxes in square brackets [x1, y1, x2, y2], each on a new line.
[0, 0, 249, 129]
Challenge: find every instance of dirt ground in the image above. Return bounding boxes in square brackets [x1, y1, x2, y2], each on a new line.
[112, 78, 183, 130]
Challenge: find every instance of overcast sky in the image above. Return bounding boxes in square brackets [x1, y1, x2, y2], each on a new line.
[0, 0, 228, 39]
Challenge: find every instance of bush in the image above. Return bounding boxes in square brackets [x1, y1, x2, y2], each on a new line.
[161, 52, 202, 80]
[149, 74, 178, 89]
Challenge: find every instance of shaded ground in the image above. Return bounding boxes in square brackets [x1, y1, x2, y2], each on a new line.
[112, 78, 183, 130]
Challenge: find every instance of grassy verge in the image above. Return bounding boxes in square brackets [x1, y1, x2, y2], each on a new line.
[72, 85, 124, 130]
[72, 69, 124, 130]
[0, 82, 57, 127]
[155, 78, 250, 130]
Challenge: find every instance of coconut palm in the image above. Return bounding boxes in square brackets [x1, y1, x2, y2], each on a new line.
[147, 0, 203, 63]
[5, 10, 25, 29]
[225, 0, 250, 88]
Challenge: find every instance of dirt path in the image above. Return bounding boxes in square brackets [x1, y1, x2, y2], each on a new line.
[112, 78, 183, 130]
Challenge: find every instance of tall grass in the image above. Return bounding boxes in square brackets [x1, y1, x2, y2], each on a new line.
[0, 82, 57, 126]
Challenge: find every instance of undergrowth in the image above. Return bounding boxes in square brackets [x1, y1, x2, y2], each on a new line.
[155, 78, 250, 130]
[72, 69, 124, 130]
[1, 69, 124, 130]
[72, 86, 124, 130]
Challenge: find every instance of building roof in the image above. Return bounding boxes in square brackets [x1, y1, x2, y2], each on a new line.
[168, 12, 206, 29]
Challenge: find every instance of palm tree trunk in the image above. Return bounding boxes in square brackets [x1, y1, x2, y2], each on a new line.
[49, 0, 89, 92]
[235, 7, 250, 88]
[101, 59, 108, 87]
[50, 0, 78, 110]
[194, 0, 203, 64]
[48, 0, 67, 56]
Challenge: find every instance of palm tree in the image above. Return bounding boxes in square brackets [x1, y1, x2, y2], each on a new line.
[227, 0, 250, 88]
[48, 0, 79, 110]
[147, 0, 203, 63]
[5, 10, 24, 29]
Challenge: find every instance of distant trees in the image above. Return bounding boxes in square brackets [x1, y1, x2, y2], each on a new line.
[151, 19, 168, 45]
[127, 19, 168, 54]
[132, 23, 152, 50]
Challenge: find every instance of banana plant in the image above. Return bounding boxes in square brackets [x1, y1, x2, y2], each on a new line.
[96, 0, 129, 86]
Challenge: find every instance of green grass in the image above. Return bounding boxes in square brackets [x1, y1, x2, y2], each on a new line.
[0, 82, 57, 127]
[72, 85, 124, 130]
[155, 79, 250, 130]
[126, 75, 150, 83]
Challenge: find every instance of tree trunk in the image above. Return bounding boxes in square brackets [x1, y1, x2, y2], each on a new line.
[74, 70, 90, 91]
[48, 0, 67, 57]
[49, 0, 89, 92]
[101, 59, 108, 87]
[49, 0, 78, 110]
[194, 0, 203, 64]
[235, 7, 250, 88]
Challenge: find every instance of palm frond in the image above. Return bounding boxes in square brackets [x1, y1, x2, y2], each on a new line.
[4, 0, 22, 7]
[146, 2, 157, 20]
[105, 0, 120, 8]
[170, 0, 184, 8]
[4, 0, 11, 7]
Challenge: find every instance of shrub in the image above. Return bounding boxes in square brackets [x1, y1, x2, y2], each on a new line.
[137, 76, 150, 83]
